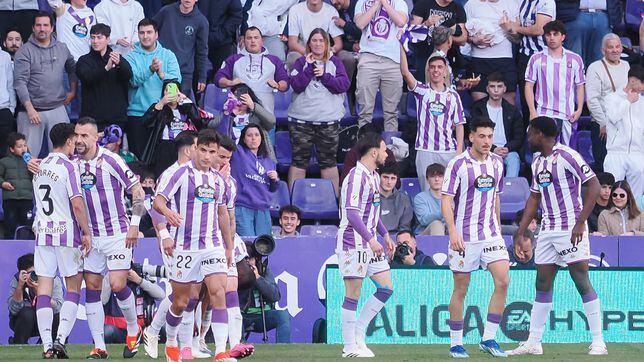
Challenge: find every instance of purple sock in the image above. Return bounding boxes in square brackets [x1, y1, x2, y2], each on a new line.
[86, 289, 101, 303]
[115, 286, 132, 301]
[226, 292, 239, 308]
[36, 295, 52, 310]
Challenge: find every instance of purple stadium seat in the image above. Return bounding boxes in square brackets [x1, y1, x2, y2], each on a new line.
[399, 177, 421, 200]
[269, 180, 290, 219]
[577, 130, 594, 166]
[203, 84, 228, 114]
[300, 225, 339, 237]
[382, 131, 402, 145]
[406, 92, 418, 119]
[355, 91, 383, 122]
[274, 89, 292, 127]
[291, 179, 338, 220]
[275, 131, 292, 173]
[500, 177, 530, 222]
[341, 97, 357, 126]
[458, 90, 472, 119]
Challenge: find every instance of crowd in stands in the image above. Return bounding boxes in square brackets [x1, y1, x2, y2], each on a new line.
[0, 0, 642, 241]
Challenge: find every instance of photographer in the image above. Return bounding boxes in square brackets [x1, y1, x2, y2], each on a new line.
[101, 262, 165, 343]
[239, 242, 291, 343]
[7, 253, 63, 344]
[390, 231, 435, 267]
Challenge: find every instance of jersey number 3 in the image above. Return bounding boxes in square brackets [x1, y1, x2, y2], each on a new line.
[39, 185, 54, 216]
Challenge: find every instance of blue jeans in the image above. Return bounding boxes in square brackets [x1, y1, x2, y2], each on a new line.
[564, 12, 610, 68]
[242, 310, 291, 343]
[504, 151, 521, 178]
[236, 206, 272, 237]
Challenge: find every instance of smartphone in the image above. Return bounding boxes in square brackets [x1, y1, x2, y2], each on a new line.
[166, 83, 179, 98]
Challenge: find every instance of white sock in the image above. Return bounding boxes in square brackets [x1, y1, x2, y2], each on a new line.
[115, 287, 139, 335]
[355, 288, 392, 340]
[56, 292, 80, 342]
[165, 310, 183, 347]
[179, 310, 195, 348]
[85, 300, 107, 350]
[36, 295, 54, 351]
[212, 308, 228, 354]
[227, 306, 242, 347]
[341, 297, 358, 350]
[449, 320, 464, 347]
[482, 313, 502, 341]
[149, 295, 172, 336]
[582, 292, 604, 345]
[527, 291, 553, 345]
[200, 308, 212, 342]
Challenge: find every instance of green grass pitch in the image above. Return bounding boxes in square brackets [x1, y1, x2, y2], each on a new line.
[1, 344, 644, 361]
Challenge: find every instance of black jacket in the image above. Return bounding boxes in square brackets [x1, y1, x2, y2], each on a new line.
[338, 0, 361, 52]
[239, 265, 281, 313]
[470, 98, 525, 153]
[198, 0, 243, 48]
[76, 47, 132, 124]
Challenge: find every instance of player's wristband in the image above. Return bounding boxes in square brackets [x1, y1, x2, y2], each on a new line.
[159, 228, 170, 240]
[130, 215, 141, 227]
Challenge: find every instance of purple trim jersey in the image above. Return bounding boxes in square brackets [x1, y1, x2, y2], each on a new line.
[525, 49, 585, 120]
[410, 81, 465, 152]
[337, 162, 381, 251]
[225, 176, 238, 211]
[77, 147, 139, 237]
[442, 150, 504, 242]
[530, 143, 595, 231]
[157, 162, 227, 251]
[33, 153, 82, 247]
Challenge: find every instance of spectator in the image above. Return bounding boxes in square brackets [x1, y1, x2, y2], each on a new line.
[14, 11, 76, 158]
[525, 20, 585, 148]
[0, 0, 39, 42]
[514, 208, 540, 235]
[464, 0, 519, 104]
[413, 163, 446, 235]
[586, 34, 630, 172]
[0, 47, 14, 156]
[240, 248, 291, 343]
[94, 0, 145, 56]
[154, 0, 208, 97]
[287, 28, 350, 196]
[401, 50, 465, 191]
[431, 25, 462, 88]
[340, 125, 398, 187]
[470, 72, 524, 177]
[197, 0, 242, 75]
[510, 229, 535, 266]
[390, 230, 435, 266]
[354, 0, 408, 132]
[209, 83, 276, 155]
[100, 124, 138, 163]
[245, 0, 297, 61]
[2, 27, 23, 59]
[598, 181, 644, 236]
[603, 65, 644, 199]
[589, 172, 615, 233]
[502, 0, 555, 128]
[379, 162, 413, 233]
[76, 23, 133, 131]
[215, 26, 290, 116]
[141, 79, 206, 178]
[101, 267, 165, 343]
[125, 18, 181, 160]
[231, 124, 279, 237]
[564, 0, 622, 69]
[331, 0, 361, 55]
[47, 0, 95, 61]
[276, 205, 301, 237]
[410, 0, 467, 82]
[7, 253, 63, 345]
[0, 132, 33, 238]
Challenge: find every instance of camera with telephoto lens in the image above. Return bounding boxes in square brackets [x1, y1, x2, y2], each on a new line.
[393, 242, 412, 263]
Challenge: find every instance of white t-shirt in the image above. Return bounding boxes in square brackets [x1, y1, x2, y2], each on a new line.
[355, 0, 408, 63]
[464, 0, 518, 59]
[487, 103, 507, 146]
[288, 2, 344, 47]
[56, 4, 96, 61]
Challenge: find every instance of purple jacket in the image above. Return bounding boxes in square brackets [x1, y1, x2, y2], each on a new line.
[231, 146, 278, 210]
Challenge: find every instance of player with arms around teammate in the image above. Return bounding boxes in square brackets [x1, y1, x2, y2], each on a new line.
[441, 118, 509, 358]
[33, 123, 92, 359]
[508, 117, 606, 356]
[338, 133, 395, 358]
[153, 129, 235, 362]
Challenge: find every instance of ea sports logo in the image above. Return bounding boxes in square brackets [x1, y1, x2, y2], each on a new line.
[501, 302, 532, 341]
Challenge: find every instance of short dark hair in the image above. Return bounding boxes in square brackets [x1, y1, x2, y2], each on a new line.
[425, 163, 446, 179]
[470, 117, 496, 133]
[90, 23, 111, 37]
[7, 132, 26, 149]
[174, 130, 197, 153]
[530, 116, 559, 138]
[2, 26, 21, 43]
[244, 26, 263, 37]
[378, 162, 399, 177]
[597, 172, 616, 186]
[196, 129, 219, 147]
[279, 205, 301, 219]
[356, 132, 383, 158]
[17, 253, 34, 271]
[357, 124, 381, 140]
[49, 123, 76, 149]
[33, 11, 54, 27]
[486, 72, 506, 85]
[628, 64, 643, 82]
[76, 116, 98, 128]
[396, 229, 416, 240]
[218, 135, 237, 153]
[543, 20, 566, 35]
[138, 18, 158, 32]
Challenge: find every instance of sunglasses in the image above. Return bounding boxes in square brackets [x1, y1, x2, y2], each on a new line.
[612, 193, 626, 198]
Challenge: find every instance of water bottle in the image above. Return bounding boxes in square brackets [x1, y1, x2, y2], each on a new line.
[22, 151, 32, 164]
